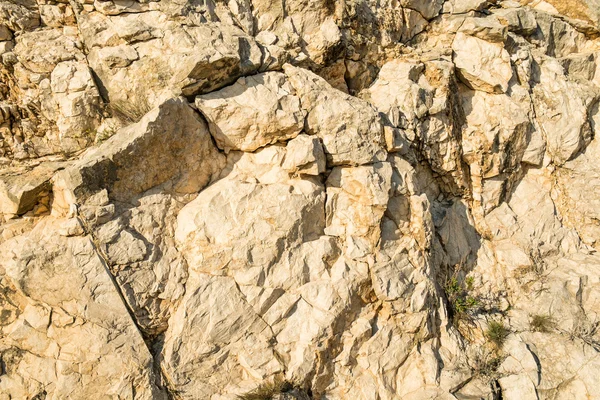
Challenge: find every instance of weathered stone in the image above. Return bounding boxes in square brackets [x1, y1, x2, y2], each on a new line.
[448, 0, 490, 14]
[461, 86, 532, 213]
[95, 44, 139, 68]
[325, 163, 393, 250]
[2, 2, 600, 399]
[84, 19, 263, 108]
[52, 98, 225, 212]
[529, 0, 600, 31]
[0, 162, 64, 215]
[453, 32, 513, 93]
[532, 56, 598, 165]
[0, 218, 164, 399]
[0, 24, 12, 41]
[284, 64, 386, 166]
[196, 72, 305, 152]
[282, 134, 326, 176]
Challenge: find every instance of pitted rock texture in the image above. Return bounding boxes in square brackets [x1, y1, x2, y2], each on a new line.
[2, 1, 600, 399]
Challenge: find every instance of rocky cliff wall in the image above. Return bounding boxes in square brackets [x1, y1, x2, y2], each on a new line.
[1, 1, 600, 399]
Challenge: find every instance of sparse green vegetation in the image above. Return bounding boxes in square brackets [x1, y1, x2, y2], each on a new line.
[237, 376, 294, 400]
[486, 321, 508, 348]
[465, 276, 475, 291]
[530, 314, 553, 333]
[445, 275, 480, 320]
[94, 122, 119, 144]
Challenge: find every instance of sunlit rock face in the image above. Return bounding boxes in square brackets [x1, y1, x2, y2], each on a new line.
[2, 1, 600, 399]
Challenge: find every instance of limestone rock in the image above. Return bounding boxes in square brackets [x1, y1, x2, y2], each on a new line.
[453, 32, 513, 93]
[284, 64, 386, 166]
[532, 56, 598, 165]
[530, 0, 600, 31]
[0, 0, 39, 32]
[0, 218, 164, 399]
[461, 86, 532, 213]
[196, 72, 305, 152]
[0, 162, 64, 216]
[3, 2, 600, 400]
[52, 98, 225, 211]
[448, 0, 490, 14]
[83, 15, 263, 108]
[282, 134, 326, 176]
[364, 58, 469, 194]
[325, 163, 393, 250]
[174, 176, 325, 283]
[554, 135, 600, 248]
[50, 61, 102, 154]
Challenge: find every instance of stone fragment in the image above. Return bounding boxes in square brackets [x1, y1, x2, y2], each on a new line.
[458, 16, 508, 42]
[461, 87, 532, 213]
[448, 0, 490, 14]
[453, 32, 513, 93]
[0, 162, 64, 215]
[0, 24, 12, 40]
[532, 57, 597, 165]
[175, 177, 325, 283]
[84, 20, 263, 108]
[0, 218, 164, 399]
[494, 7, 538, 35]
[325, 163, 393, 249]
[284, 64, 386, 166]
[96, 44, 139, 68]
[196, 72, 305, 152]
[530, 0, 600, 31]
[401, 0, 444, 20]
[52, 98, 225, 212]
[282, 134, 326, 176]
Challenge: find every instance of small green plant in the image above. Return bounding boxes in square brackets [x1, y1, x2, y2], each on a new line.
[445, 275, 480, 318]
[465, 276, 475, 290]
[238, 376, 294, 400]
[486, 321, 508, 348]
[94, 122, 119, 144]
[530, 314, 553, 333]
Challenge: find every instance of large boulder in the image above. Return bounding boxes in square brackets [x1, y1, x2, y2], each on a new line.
[81, 11, 263, 108]
[0, 218, 164, 398]
[196, 72, 305, 152]
[284, 64, 386, 166]
[52, 98, 225, 211]
[452, 32, 513, 94]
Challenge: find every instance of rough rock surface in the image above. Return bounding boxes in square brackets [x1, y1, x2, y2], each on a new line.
[2, 1, 600, 399]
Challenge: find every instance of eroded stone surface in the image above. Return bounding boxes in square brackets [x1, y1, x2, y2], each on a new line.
[1, 1, 600, 399]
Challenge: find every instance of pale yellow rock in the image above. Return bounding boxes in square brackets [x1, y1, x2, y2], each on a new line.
[282, 134, 326, 176]
[453, 32, 513, 93]
[525, 0, 600, 31]
[52, 97, 225, 212]
[324, 163, 393, 249]
[532, 57, 597, 165]
[3, 2, 600, 399]
[196, 72, 305, 152]
[284, 64, 387, 166]
[0, 218, 164, 399]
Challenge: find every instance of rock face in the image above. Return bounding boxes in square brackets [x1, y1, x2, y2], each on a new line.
[2, 1, 600, 400]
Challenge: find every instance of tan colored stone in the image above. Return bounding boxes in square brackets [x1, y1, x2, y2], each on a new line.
[453, 32, 513, 93]
[284, 64, 386, 166]
[196, 72, 305, 152]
